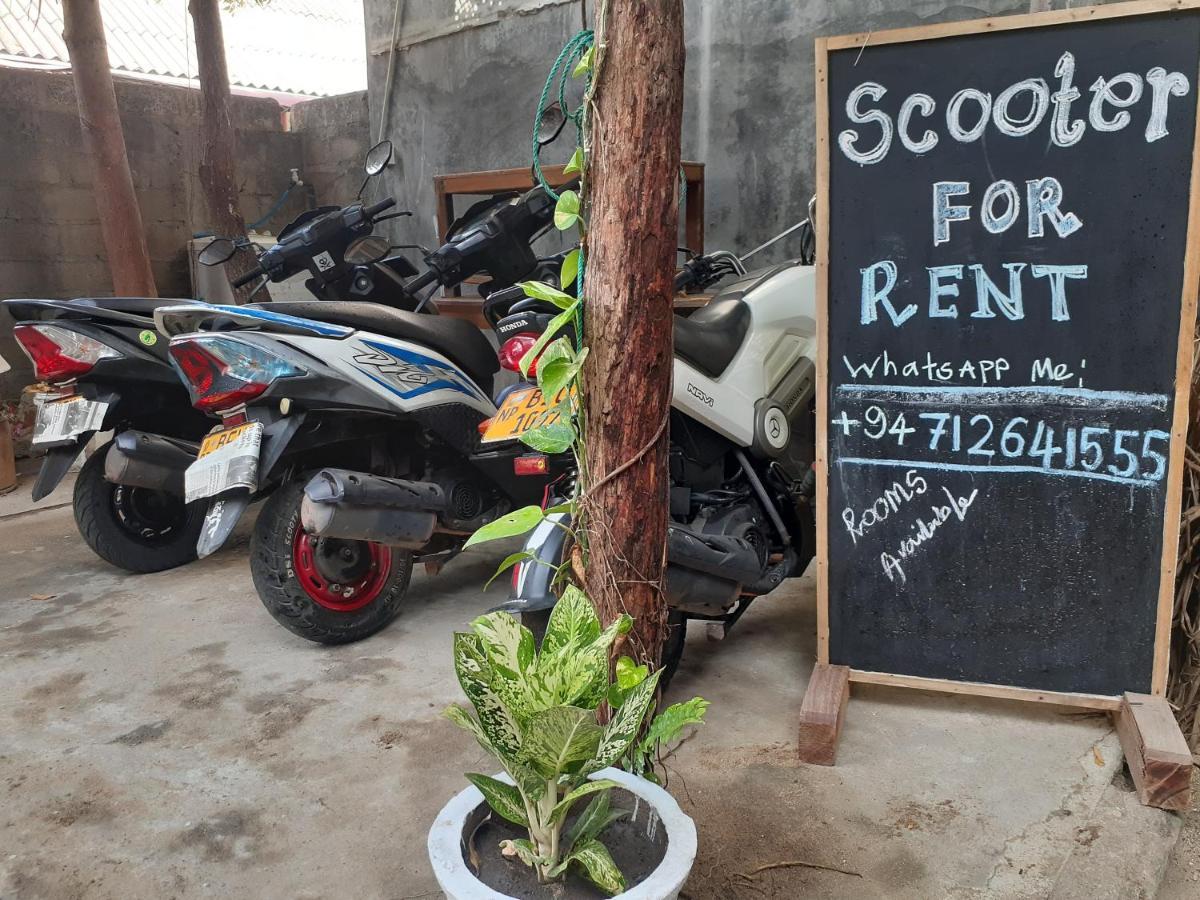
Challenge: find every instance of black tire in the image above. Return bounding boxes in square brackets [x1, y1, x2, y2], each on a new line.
[522, 608, 687, 688]
[250, 478, 413, 644]
[73, 442, 205, 574]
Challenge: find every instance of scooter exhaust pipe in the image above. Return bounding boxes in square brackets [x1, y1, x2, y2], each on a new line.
[104, 430, 197, 495]
[300, 469, 445, 549]
[664, 525, 766, 616]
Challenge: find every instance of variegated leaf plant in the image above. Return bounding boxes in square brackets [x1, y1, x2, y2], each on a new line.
[443, 586, 705, 894]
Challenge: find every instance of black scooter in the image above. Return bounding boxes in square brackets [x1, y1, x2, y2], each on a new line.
[2, 140, 417, 573]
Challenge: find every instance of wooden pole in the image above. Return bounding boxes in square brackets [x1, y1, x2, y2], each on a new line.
[189, 0, 266, 303]
[582, 0, 684, 668]
[61, 0, 157, 297]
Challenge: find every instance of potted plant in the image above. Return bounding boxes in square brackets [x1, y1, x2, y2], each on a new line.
[428, 586, 706, 898]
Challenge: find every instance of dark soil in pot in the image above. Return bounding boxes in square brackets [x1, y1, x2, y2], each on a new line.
[464, 787, 669, 898]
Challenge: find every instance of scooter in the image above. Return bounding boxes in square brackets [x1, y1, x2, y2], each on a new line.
[0, 141, 416, 573]
[156, 180, 571, 644]
[491, 214, 820, 683]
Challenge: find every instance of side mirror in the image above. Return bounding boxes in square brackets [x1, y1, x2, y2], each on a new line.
[199, 238, 237, 266]
[536, 101, 567, 147]
[364, 140, 394, 176]
[344, 235, 391, 266]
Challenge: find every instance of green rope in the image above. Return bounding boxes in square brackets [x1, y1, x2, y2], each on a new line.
[532, 30, 593, 349]
[531, 30, 593, 202]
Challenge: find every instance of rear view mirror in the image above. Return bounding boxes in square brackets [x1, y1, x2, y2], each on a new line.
[344, 235, 390, 266]
[536, 101, 567, 147]
[199, 238, 236, 266]
[364, 140, 394, 176]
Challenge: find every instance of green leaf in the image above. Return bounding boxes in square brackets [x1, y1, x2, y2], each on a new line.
[638, 696, 710, 759]
[543, 585, 600, 655]
[452, 633, 522, 765]
[564, 791, 625, 855]
[485, 550, 535, 590]
[520, 706, 603, 779]
[586, 667, 662, 775]
[607, 656, 649, 710]
[519, 419, 575, 455]
[465, 773, 529, 827]
[538, 345, 587, 400]
[615, 656, 649, 691]
[471, 611, 535, 676]
[464, 505, 545, 549]
[543, 499, 575, 516]
[572, 46, 594, 79]
[550, 778, 619, 824]
[520, 300, 579, 377]
[560, 247, 581, 288]
[571, 837, 626, 895]
[519, 280, 576, 310]
[563, 149, 584, 178]
[554, 190, 581, 231]
[499, 838, 541, 868]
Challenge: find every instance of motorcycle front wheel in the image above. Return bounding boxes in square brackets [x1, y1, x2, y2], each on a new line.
[74, 442, 206, 573]
[251, 478, 413, 644]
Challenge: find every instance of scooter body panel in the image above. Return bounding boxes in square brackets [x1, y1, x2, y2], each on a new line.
[670, 265, 818, 447]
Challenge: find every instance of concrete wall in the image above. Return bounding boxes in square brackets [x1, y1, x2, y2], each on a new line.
[362, 0, 1068, 257]
[291, 90, 372, 207]
[0, 69, 369, 399]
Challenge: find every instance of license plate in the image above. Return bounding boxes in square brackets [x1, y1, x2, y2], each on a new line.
[184, 422, 263, 502]
[481, 385, 572, 444]
[32, 396, 108, 445]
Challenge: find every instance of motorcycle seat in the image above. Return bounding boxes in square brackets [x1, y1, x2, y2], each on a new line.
[674, 296, 751, 379]
[258, 301, 500, 391]
[4, 297, 194, 320]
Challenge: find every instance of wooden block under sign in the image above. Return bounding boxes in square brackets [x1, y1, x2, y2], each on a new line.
[1115, 692, 1193, 811]
[797, 663, 850, 766]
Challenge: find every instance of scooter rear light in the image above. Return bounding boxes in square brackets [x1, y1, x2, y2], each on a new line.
[13, 324, 121, 383]
[168, 336, 303, 414]
[498, 333, 541, 375]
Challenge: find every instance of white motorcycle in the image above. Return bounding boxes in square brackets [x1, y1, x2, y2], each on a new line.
[500, 215, 819, 681]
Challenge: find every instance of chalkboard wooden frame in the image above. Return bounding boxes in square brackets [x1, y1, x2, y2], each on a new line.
[814, 0, 1200, 710]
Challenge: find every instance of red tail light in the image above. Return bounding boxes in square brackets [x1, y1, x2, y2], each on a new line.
[13, 324, 121, 383]
[168, 336, 302, 413]
[498, 333, 541, 375]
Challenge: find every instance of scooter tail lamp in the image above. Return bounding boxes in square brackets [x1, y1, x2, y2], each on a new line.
[497, 333, 541, 375]
[168, 336, 302, 414]
[13, 324, 121, 383]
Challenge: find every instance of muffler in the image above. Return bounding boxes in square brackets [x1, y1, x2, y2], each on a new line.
[665, 525, 765, 616]
[300, 469, 445, 549]
[104, 430, 197, 495]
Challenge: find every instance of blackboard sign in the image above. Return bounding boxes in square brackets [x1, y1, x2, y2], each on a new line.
[815, 1, 1200, 705]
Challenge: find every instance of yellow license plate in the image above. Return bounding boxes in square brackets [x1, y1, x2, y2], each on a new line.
[481, 386, 572, 444]
[198, 422, 257, 458]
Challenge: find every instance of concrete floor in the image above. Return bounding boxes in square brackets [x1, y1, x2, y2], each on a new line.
[0, 478, 1190, 899]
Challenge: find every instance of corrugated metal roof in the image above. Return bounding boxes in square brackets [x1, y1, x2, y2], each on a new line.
[0, 0, 366, 97]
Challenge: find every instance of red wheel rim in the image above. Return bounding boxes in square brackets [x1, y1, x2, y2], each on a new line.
[291, 529, 392, 613]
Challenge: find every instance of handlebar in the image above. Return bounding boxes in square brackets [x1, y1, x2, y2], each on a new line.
[232, 265, 265, 289]
[364, 197, 396, 218]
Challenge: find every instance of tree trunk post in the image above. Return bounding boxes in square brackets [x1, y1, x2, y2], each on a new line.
[582, 1, 685, 669]
[62, 0, 157, 297]
[189, 0, 265, 303]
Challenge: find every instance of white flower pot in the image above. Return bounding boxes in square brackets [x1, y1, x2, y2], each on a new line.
[427, 766, 697, 899]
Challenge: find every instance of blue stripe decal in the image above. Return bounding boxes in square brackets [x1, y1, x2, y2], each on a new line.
[355, 339, 489, 403]
[204, 305, 352, 337]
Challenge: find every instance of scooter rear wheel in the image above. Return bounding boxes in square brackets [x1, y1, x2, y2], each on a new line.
[251, 478, 413, 644]
[73, 441, 206, 573]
